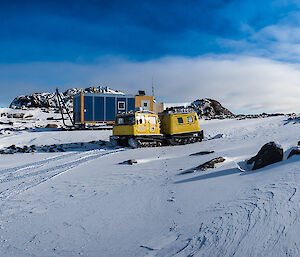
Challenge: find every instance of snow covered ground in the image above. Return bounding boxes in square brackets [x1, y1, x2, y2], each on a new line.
[0, 115, 299, 256]
[0, 108, 66, 130]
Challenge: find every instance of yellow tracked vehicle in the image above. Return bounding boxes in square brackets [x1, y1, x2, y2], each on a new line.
[159, 107, 203, 145]
[110, 107, 203, 148]
[110, 111, 163, 148]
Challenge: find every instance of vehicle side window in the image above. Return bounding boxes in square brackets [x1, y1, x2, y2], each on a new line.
[128, 116, 135, 124]
[177, 117, 183, 124]
[187, 116, 193, 123]
[117, 118, 124, 124]
[148, 116, 156, 124]
[136, 116, 145, 125]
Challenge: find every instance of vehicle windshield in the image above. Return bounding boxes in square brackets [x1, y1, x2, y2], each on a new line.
[115, 115, 135, 125]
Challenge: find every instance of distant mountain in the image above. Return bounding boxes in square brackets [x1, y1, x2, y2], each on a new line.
[9, 86, 124, 109]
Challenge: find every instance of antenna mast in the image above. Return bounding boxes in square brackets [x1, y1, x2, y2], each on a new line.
[152, 76, 155, 98]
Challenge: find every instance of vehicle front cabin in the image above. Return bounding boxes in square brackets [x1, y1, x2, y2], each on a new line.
[112, 112, 161, 137]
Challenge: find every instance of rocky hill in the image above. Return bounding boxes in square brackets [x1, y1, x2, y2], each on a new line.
[10, 86, 124, 109]
[191, 98, 235, 119]
[10, 88, 285, 121]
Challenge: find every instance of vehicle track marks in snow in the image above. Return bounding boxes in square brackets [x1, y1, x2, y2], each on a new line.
[0, 149, 126, 201]
[0, 152, 80, 175]
[288, 188, 296, 202]
[151, 173, 300, 257]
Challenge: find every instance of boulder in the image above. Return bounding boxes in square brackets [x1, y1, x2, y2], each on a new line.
[7, 113, 25, 119]
[247, 142, 283, 170]
[195, 157, 226, 171]
[0, 121, 14, 125]
[119, 159, 138, 165]
[287, 148, 300, 159]
[190, 150, 214, 156]
[24, 114, 34, 119]
[45, 124, 58, 129]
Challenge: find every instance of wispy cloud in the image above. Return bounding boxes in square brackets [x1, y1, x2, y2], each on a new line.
[219, 10, 300, 62]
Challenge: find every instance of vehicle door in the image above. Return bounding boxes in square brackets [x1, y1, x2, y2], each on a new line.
[136, 115, 146, 134]
[147, 115, 159, 134]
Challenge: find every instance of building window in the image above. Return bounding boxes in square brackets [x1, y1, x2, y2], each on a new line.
[177, 117, 183, 124]
[141, 100, 150, 110]
[118, 101, 126, 110]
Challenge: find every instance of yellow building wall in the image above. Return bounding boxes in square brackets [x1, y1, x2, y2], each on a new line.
[153, 102, 164, 113]
[135, 96, 154, 111]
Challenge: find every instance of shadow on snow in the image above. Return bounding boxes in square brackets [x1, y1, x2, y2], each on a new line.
[174, 167, 240, 184]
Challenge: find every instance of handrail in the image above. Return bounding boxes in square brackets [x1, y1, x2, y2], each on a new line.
[55, 88, 74, 128]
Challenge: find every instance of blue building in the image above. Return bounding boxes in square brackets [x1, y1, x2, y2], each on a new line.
[73, 92, 136, 124]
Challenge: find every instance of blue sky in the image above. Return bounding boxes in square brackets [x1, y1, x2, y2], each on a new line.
[1, 0, 300, 112]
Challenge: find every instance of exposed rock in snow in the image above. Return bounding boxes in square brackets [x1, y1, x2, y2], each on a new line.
[180, 156, 226, 174]
[191, 98, 235, 119]
[0, 121, 13, 126]
[45, 124, 59, 129]
[9, 86, 124, 109]
[189, 150, 214, 156]
[7, 113, 25, 119]
[0, 107, 65, 130]
[287, 147, 300, 159]
[237, 112, 285, 120]
[119, 159, 138, 165]
[0, 140, 107, 154]
[196, 156, 226, 170]
[247, 141, 283, 170]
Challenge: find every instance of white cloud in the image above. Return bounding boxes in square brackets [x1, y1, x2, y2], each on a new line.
[1, 55, 300, 113]
[219, 11, 300, 61]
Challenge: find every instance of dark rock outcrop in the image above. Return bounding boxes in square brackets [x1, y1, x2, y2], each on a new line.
[179, 156, 226, 174]
[189, 150, 214, 156]
[7, 113, 25, 119]
[196, 157, 226, 170]
[287, 148, 300, 159]
[119, 159, 138, 165]
[247, 142, 283, 170]
[191, 98, 234, 119]
[45, 124, 59, 128]
[10, 86, 124, 109]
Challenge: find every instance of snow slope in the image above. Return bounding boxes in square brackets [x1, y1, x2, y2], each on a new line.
[0, 116, 299, 256]
[0, 108, 67, 130]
